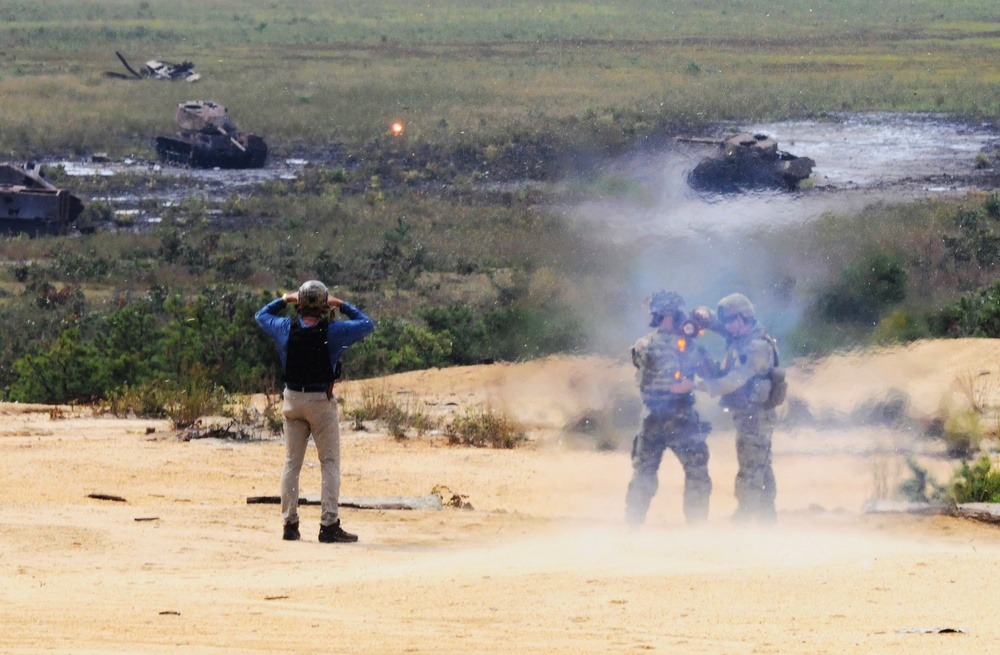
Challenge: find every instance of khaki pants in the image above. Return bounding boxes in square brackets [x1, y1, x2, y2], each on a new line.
[281, 389, 341, 527]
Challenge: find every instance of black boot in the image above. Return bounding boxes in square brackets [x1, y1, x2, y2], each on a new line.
[318, 519, 358, 543]
[282, 521, 300, 541]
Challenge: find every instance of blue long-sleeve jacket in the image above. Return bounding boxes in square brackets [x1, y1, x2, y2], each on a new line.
[255, 298, 375, 371]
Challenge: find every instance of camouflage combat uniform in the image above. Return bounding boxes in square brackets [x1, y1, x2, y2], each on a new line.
[626, 326, 715, 525]
[697, 322, 779, 522]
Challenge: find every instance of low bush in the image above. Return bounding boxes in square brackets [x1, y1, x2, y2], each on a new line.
[929, 279, 1000, 338]
[950, 455, 1000, 503]
[102, 366, 230, 430]
[870, 310, 929, 345]
[446, 406, 526, 449]
[817, 250, 908, 324]
[343, 385, 438, 438]
[344, 385, 397, 424]
[940, 409, 986, 459]
[103, 381, 171, 419]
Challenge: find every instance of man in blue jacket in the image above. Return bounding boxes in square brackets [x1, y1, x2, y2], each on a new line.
[256, 280, 375, 543]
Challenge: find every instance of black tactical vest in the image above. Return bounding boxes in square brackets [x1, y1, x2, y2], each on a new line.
[285, 320, 335, 387]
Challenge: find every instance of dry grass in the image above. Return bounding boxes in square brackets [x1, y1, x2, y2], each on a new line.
[2, 0, 1000, 156]
[445, 405, 527, 449]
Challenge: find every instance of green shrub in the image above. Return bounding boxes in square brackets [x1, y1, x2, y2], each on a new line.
[343, 385, 438, 438]
[259, 393, 284, 436]
[416, 302, 488, 365]
[984, 192, 1000, 219]
[482, 303, 585, 361]
[950, 455, 1000, 503]
[164, 365, 231, 429]
[78, 200, 115, 226]
[446, 406, 526, 448]
[345, 385, 402, 423]
[8, 328, 110, 404]
[943, 208, 1000, 268]
[346, 318, 453, 375]
[870, 310, 928, 345]
[102, 367, 230, 429]
[818, 250, 907, 324]
[929, 279, 1000, 338]
[103, 381, 170, 419]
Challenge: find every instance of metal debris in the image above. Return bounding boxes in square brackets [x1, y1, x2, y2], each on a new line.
[105, 51, 200, 82]
[0, 162, 86, 236]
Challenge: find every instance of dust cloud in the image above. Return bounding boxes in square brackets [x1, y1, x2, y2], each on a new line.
[7, 351, 1000, 654]
[575, 113, 996, 312]
[569, 112, 1000, 363]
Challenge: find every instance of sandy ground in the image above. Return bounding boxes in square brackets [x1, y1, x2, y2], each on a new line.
[2, 340, 1000, 654]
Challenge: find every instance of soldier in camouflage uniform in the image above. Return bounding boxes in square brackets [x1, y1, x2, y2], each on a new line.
[625, 291, 717, 526]
[694, 293, 779, 523]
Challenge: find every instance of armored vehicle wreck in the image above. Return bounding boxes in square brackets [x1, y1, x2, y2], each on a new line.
[0, 163, 86, 236]
[155, 100, 267, 169]
[686, 133, 815, 193]
[105, 51, 201, 82]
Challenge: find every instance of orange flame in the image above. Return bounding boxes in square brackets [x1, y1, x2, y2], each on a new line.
[677, 338, 687, 352]
[391, 121, 404, 136]
[674, 371, 682, 380]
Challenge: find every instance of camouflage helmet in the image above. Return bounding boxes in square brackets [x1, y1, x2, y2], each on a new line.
[297, 279, 329, 316]
[717, 293, 756, 323]
[648, 290, 685, 315]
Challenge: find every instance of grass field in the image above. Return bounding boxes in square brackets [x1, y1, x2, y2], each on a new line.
[1, 0, 999, 156]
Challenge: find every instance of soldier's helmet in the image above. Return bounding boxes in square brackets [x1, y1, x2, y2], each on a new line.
[647, 290, 685, 328]
[717, 293, 756, 323]
[648, 290, 685, 315]
[297, 280, 329, 316]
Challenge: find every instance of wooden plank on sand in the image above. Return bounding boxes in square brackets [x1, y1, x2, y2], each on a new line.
[246, 493, 443, 511]
[862, 499, 1000, 524]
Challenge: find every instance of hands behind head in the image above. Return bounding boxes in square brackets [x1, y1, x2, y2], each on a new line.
[282, 292, 344, 309]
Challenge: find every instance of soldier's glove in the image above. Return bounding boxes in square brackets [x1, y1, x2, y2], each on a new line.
[690, 306, 715, 332]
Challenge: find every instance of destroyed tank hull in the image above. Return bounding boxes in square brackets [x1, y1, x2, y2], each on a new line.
[686, 133, 815, 193]
[0, 163, 86, 236]
[156, 132, 268, 169]
[156, 101, 268, 169]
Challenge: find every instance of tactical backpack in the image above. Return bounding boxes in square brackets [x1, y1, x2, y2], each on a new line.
[761, 334, 786, 410]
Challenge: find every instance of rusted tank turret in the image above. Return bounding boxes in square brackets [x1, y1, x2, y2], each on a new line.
[0, 162, 85, 236]
[686, 133, 815, 192]
[155, 100, 267, 169]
